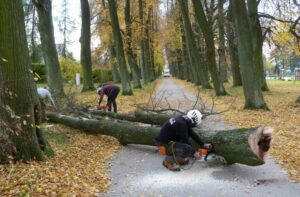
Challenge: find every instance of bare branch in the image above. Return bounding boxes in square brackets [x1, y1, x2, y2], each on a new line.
[258, 13, 299, 24]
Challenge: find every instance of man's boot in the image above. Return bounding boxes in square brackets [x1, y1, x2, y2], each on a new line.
[162, 159, 180, 171]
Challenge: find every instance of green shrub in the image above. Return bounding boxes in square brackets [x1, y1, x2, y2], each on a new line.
[92, 69, 113, 84]
[59, 57, 82, 82]
[32, 63, 46, 82]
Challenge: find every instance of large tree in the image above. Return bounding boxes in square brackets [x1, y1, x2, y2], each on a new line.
[80, 0, 95, 91]
[230, 0, 268, 109]
[34, 0, 65, 97]
[226, 3, 242, 87]
[192, 0, 227, 96]
[217, 0, 228, 82]
[178, 0, 211, 88]
[139, 0, 151, 84]
[247, 0, 269, 91]
[108, 0, 133, 95]
[125, 0, 142, 89]
[109, 44, 121, 83]
[47, 111, 273, 166]
[0, 0, 51, 162]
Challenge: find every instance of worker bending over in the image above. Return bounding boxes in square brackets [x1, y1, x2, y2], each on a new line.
[97, 83, 120, 113]
[37, 87, 56, 110]
[156, 109, 212, 171]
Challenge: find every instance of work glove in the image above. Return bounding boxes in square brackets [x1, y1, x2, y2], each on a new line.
[97, 105, 107, 111]
[193, 151, 201, 160]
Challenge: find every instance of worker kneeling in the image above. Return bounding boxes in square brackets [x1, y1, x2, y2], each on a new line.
[155, 109, 212, 171]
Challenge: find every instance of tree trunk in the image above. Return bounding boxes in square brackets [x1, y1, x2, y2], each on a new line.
[247, 0, 269, 91]
[80, 0, 95, 91]
[0, 0, 51, 162]
[192, 0, 227, 96]
[146, 5, 155, 81]
[178, 0, 211, 88]
[109, 44, 121, 83]
[179, 15, 193, 81]
[46, 112, 273, 166]
[176, 49, 184, 79]
[108, 0, 133, 95]
[29, 7, 41, 63]
[230, 0, 268, 109]
[125, 0, 142, 89]
[139, 0, 150, 84]
[226, 3, 242, 87]
[217, 0, 228, 82]
[88, 109, 170, 125]
[34, 0, 64, 97]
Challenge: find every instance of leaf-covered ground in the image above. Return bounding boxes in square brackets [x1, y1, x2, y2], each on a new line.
[174, 78, 300, 183]
[0, 124, 120, 196]
[1, 79, 299, 196]
[0, 83, 156, 196]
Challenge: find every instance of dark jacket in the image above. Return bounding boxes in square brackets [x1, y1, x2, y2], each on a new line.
[98, 84, 120, 96]
[156, 116, 204, 147]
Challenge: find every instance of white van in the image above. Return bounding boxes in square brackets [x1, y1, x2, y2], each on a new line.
[163, 69, 170, 77]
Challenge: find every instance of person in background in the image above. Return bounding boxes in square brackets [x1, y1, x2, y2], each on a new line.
[37, 87, 57, 110]
[37, 87, 57, 121]
[97, 83, 120, 113]
[155, 109, 212, 171]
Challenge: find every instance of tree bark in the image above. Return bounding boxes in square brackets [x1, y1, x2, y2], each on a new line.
[109, 44, 121, 83]
[247, 0, 269, 91]
[217, 0, 228, 82]
[226, 3, 242, 87]
[0, 0, 52, 162]
[192, 0, 227, 96]
[178, 0, 211, 88]
[179, 15, 193, 81]
[108, 0, 133, 95]
[46, 112, 273, 166]
[80, 0, 95, 91]
[146, 5, 155, 81]
[34, 0, 65, 97]
[89, 109, 170, 125]
[230, 0, 268, 109]
[125, 0, 142, 89]
[139, 0, 150, 84]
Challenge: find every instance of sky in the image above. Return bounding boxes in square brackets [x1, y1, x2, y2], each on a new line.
[52, 0, 81, 60]
[50, 0, 274, 61]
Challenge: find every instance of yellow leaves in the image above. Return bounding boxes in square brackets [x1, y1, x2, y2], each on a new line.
[181, 78, 300, 183]
[0, 124, 121, 196]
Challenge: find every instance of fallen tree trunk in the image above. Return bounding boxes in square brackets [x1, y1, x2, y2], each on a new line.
[89, 109, 171, 125]
[46, 112, 273, 166]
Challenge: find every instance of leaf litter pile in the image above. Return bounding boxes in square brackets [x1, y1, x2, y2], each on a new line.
[0, 83, 156, 196]
[175, 78, 300, 183]
[0, 124, 120, 196]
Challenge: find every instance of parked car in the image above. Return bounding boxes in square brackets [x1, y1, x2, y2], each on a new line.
[163, 69, 170, 77]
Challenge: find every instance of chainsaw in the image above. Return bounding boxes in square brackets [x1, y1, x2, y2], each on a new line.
[199, 144, 216, 161]
[97, 105, 107, 111]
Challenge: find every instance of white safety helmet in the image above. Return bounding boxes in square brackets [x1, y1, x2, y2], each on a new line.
[187, 109, 202, 126]
[97, 87, 102, 94]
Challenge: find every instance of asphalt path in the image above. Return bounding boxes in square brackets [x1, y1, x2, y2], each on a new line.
[102, 78, 300, 197]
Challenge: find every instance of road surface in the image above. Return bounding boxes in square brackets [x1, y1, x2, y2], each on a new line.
[102, 78, 300, 197]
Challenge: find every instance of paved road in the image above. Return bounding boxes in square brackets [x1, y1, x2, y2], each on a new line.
[102, 78, 300, 197]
